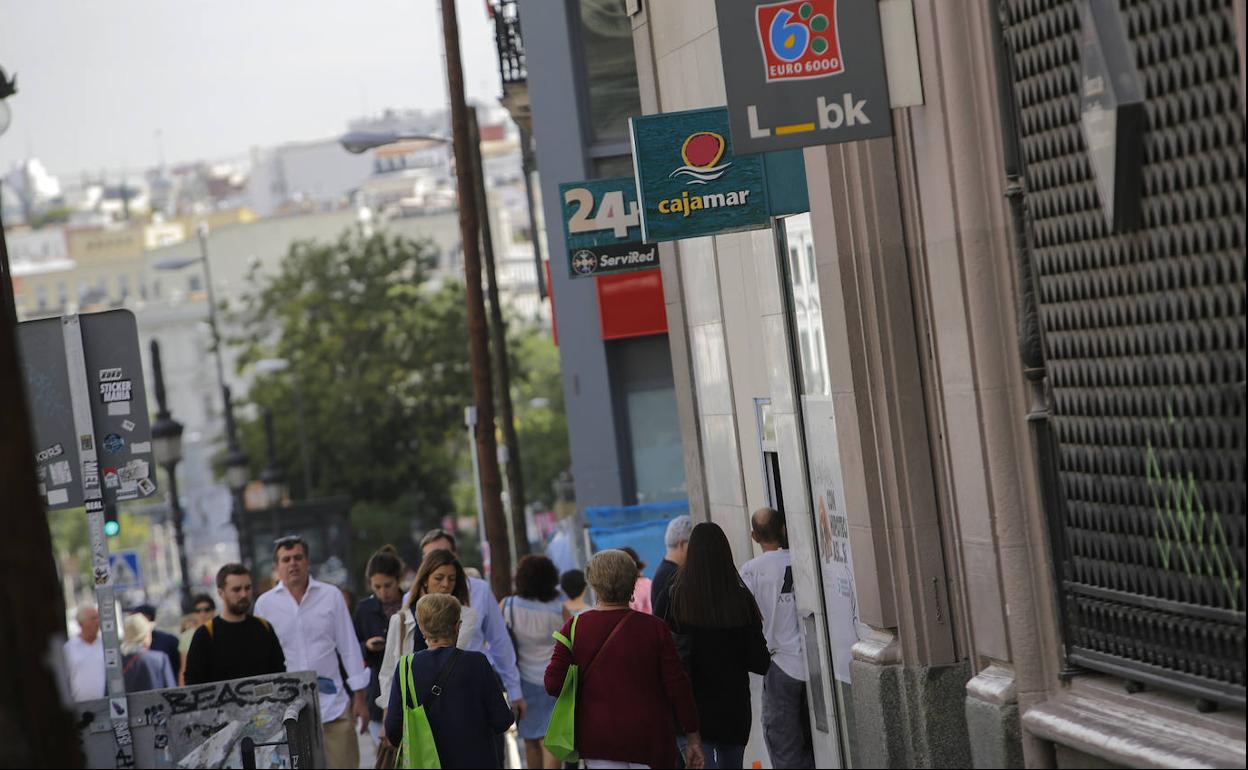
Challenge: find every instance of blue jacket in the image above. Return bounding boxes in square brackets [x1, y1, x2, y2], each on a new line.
[384, 647, 514, 769]
[122, 650, 176, 693]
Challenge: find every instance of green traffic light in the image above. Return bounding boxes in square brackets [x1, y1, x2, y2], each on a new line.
[104, 520, 120, 537]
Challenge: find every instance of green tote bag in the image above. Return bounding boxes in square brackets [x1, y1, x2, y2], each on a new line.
[544, 613, 632, 763]
[544, 615, 580, 762]
[398, 650, 461, 769]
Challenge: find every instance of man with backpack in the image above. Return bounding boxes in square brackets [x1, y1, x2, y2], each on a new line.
[184, 563, 286, 685]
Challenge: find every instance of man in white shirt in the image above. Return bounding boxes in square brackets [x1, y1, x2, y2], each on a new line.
[63, 605, 105, 703]
[254, 536, 370, 770]
[739, 507, 815, 769]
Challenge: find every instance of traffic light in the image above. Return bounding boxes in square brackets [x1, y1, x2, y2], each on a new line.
[103, 504, 120, 537]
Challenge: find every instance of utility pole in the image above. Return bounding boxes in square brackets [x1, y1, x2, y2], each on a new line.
[0, 200, 84, 765]
[467, 107, 529, 560]
[439, 0, 512, 597]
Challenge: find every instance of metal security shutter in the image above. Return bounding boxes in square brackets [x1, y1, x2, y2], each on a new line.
[1003, 0, 1245, 707]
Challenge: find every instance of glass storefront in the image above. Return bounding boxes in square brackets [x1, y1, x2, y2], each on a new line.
[778, 212, 860, 766]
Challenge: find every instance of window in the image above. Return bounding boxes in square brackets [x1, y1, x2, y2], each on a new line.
[36, 285, 48, 311]
[188, 275, 202, 293]
[118, 274, 130, 300]
[578, 0, 642, 142]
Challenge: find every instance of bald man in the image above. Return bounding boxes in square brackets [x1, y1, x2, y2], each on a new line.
[63, 605, 106, 703]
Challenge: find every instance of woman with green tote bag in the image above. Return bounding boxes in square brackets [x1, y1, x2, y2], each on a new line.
[385, 594, 514, 769]
[544, 550, 705, 769]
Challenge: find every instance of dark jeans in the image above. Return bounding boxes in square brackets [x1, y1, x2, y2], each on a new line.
[762, 665, 815, 769]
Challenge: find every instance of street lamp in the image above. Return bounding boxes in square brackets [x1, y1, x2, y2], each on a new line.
[0, 66, 15, 138]
[260, 408, 285, 509]
[254, 357, 312, 498]
[153, 223, 248, 559]
[150, 339, 192, 612]
[222, 385, 252, 564]
[337, 129, 449, 154]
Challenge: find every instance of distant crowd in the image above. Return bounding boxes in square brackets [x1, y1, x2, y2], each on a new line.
[63, 507, 814, 770]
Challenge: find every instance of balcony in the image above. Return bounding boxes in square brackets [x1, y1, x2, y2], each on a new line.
[488, 0, 530, 133]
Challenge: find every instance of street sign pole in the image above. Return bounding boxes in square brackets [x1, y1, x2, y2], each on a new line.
[63, 314, 135, 767]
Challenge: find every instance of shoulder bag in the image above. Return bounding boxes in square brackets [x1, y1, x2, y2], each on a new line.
[544, 612, 632, 762]
[397, 648, 462, 770]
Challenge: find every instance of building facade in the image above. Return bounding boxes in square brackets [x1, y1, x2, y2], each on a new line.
[627, 0, 1245, 767]
[511, 0, 688, 523]
[519, 0, 1246, 767]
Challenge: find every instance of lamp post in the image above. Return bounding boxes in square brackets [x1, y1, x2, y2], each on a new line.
[222, 385, 252, 564]
[260, 408, 285, 540]
[150, 339, 191, 612]
[339, 100, 532, 567]
[153, 223, 247, 560]
[254, 357, 312, 498]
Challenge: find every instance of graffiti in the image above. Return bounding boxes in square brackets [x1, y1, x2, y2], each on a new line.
[161, 676, 306, 716]
[1146, 406, 1242, 611]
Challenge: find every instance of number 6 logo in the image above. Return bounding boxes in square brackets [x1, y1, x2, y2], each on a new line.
[756, 0, 844, 83]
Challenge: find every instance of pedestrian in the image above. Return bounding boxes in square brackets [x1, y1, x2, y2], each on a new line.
[178, 593, 216, 685]
[255, 535, 371, 770]
[651, 515, 692, 618]
[184, 563, 285, 685]
[63, 604, 105, 703]
[559, 569, 591, 620]
[502, 555, 565, 770]
[355, 545, 406, 741]
[120, 612, 176, 693]
[619, 546, 653, 614]
[131, 603, 181, 678]
[544, 549, 704, 769]
[415, 530, 526, 720]
[376, 548, 473, 714]
[662, 522, 771, 769]
[384, 594, 514, 769]
[740, 508, 815, 768]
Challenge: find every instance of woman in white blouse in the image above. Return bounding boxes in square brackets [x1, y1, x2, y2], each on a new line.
[375, 548, 479, 710]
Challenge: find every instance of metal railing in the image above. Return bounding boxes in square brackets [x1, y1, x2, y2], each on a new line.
[240, 697, 319, 769]
[489, 0, 526, 85]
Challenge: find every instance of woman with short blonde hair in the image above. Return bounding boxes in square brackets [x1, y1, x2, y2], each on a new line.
[384, 594, 513, 767]
[415, 593, 461, 643]
[545, 549, 704, 769]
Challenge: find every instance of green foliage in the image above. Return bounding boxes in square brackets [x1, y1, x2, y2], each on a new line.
[48, 508, 153, 592]
[509, 328, 570, 510]
[227, 229, 475, 561]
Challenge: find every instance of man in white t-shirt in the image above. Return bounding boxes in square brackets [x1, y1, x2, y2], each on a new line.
[739, 507, 815, 769]
[63, 605, 106, 703]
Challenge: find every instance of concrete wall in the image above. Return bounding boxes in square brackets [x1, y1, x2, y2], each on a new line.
[518, 0, 632, 514]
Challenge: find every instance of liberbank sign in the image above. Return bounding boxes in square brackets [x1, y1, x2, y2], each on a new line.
[716, 0, 893, 154]
[630, 107, 772, 242]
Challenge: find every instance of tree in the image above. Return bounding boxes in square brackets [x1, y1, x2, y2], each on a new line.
[509, 327, 570, 511]
[229, 229, 475, 565]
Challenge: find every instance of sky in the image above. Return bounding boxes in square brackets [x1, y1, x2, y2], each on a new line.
[0, 0, 503, 179]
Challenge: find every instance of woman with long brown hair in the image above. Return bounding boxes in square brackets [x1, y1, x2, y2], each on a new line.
[375, 548, 473, 714]
[662, 522, 770, 770]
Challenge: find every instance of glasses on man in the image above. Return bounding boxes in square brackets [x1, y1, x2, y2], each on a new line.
[194, 606, 214, 614]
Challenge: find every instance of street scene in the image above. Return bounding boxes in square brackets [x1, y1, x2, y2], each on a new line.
[0, 0, 1244, 768]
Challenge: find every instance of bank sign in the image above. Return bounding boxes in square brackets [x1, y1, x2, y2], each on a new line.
[630, 107, 771, 242]
[716, 0, 892, 154]
[560, 177, 659, 279]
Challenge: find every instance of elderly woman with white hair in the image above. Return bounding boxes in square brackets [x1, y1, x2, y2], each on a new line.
[120, 612, 176, 693]
[545, 549, 704, 769]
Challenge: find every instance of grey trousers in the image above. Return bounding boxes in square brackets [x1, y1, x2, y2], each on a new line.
[762, 665, 816, 769]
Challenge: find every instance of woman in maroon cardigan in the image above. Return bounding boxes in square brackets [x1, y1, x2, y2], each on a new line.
[545, 549, 705, 769]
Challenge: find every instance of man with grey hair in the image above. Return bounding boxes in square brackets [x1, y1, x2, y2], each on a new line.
[63, 605, 105, 703]
[650, 514, 693, 618]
